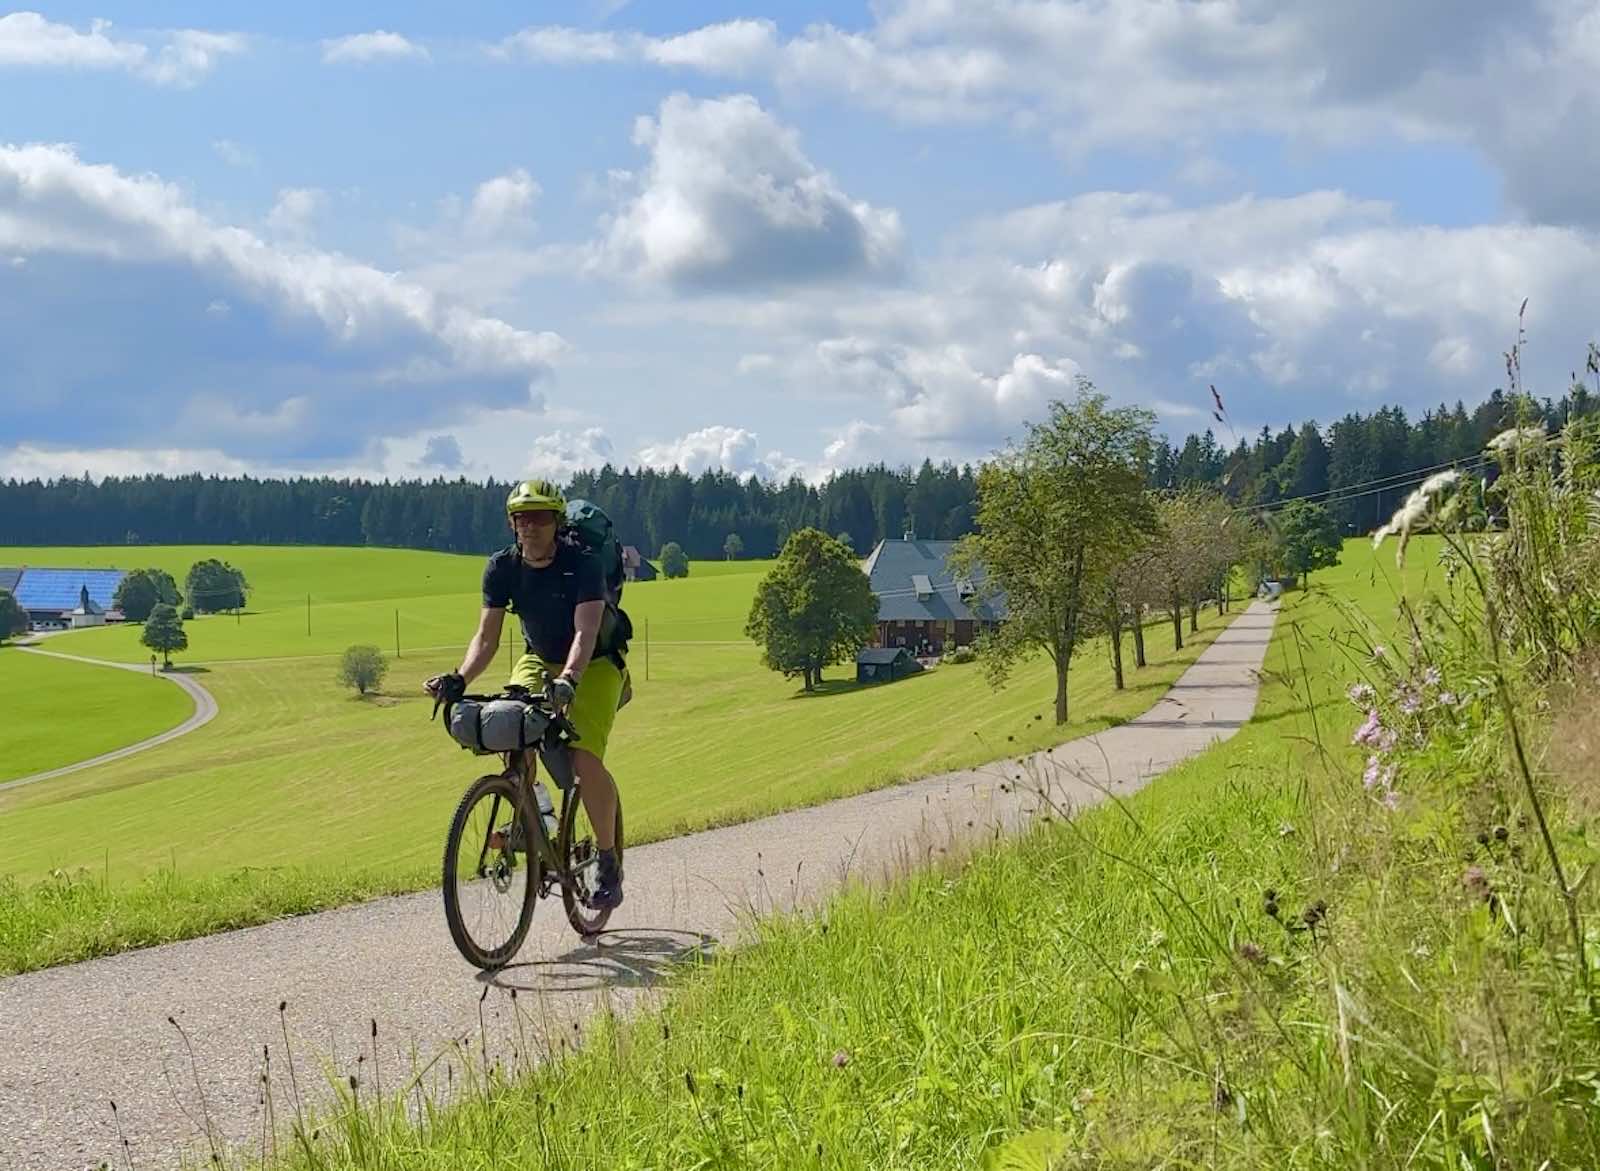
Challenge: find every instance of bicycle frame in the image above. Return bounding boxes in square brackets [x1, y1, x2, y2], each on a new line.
[489, 746, 584, 898]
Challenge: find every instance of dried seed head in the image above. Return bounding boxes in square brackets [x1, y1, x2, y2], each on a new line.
[1493, 825, 1509, 841]
[1237, 941, 1267, 965]
[832, 1049, 850, 1068]
[1264, 900, 1280, 919]
[1476, 831, 1490, 846]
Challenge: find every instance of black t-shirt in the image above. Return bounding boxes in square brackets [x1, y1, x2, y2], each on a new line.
[482, 542, 607, 664]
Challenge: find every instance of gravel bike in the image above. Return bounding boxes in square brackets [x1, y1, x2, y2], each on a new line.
[432, 682, 624, 970]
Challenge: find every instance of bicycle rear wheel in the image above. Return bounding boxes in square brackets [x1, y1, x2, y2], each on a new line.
[441, 772, 539, 970]
[559, 785, 624, 939]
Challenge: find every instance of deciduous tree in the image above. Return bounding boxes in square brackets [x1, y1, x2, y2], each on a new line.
[338, 644, 389, 696]
[951, 382, 1158, 724]
[659, 542, 689, 579]
[185, 558, 249, 612]
[0, 589, 25, 642]
[113, 568, 182, 622]
[141, 603, 188, 669]
[745, 528, 878, 692]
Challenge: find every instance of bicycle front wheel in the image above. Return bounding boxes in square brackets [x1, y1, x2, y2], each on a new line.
[441, 772, 539, 970]
[559, 785, 624, 939]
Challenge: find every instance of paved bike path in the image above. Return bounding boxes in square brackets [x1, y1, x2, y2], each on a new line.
[0, 603, 1277, 1171]
[1, 648, 218, 794]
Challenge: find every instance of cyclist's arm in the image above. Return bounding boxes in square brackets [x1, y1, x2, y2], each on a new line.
[455, 606, 506, 686]
[559, 600, 604, 683]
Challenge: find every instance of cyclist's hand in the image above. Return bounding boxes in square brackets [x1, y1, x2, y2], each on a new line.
[546, 674, 576, 711]
[425, 672, 465, 701]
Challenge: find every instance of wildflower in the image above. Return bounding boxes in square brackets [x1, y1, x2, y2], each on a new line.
[1486, 426, 1546, 455]
[1398, 688, 1422, 716]
[1363, 756, 1382, 789]
[1422, 665, 1442, 688]
[1352, 709, 1383, 746]
[1372, 643, 1387, 659]
[1376, 727, 1398, 753]
[831, 1049, 850, 1069]
[1437, 690, 1459, 707]
[1347, 682, 1375, 705]
[1371, 470, 1462, 566]
[1461, 865, 1492, 901]
[1381, 789, 1401, 811]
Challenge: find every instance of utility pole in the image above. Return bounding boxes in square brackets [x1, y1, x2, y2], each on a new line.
[306, 594, 311, 637]
[395, 609, 400, 658]
[644, 617, 650, 682]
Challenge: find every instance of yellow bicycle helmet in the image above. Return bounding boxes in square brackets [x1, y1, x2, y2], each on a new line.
[505, 478, 566, 515]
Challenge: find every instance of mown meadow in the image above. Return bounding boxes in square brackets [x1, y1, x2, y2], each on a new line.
[0, 544, 1236, 974]
[0, 647, 192, 782]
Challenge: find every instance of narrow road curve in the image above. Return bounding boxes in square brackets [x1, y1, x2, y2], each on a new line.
[0, 603, 1277, 1171]
[1, 647, 218, 794]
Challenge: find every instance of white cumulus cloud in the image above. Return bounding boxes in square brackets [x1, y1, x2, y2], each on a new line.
[265, 187, 327, 239]
[597, 93, 904, 289]
[636, 424, 806, 481]
[0, 144, 566, 464]
[0, 12, 244, 86]
[321, 30, 429, 65]
[495, 19, 776, 74]
[465, 169, 540, 239]
[526, 428, 617, 482]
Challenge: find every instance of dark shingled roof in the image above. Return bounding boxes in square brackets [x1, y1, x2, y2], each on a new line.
[0, 568, 20, 595]
[863, 538, 1005, 624]
[857, 646, 915, 665]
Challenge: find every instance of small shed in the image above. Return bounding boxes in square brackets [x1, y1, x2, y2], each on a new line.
[856, 646, 923, 684]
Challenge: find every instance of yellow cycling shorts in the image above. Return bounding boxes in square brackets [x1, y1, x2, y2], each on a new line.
[508, 654, 628, 763]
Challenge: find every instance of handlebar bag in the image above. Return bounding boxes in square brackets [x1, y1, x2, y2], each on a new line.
[447, 699, 551, 754]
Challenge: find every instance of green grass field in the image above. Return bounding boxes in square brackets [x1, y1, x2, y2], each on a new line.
[0, 647, 193, 782]
[262, 538, 1485, 1169]
[4, 546, 770, 664]
[0, 543, 1235, 973]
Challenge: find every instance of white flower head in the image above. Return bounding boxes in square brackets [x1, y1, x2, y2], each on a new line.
[1486, 426, 1547, 455]
[1371, 469, 1463, 567]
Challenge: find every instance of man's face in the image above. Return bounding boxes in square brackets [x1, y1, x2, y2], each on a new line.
[511, 508, 559, 548]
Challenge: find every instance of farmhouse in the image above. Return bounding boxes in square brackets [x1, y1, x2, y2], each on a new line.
[621, 545, 657, 582]
[0, 566, 126, 630]
[862, 533, 1005, 655]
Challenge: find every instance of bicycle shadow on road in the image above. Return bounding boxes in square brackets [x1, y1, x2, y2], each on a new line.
[481, 927, 719, 994]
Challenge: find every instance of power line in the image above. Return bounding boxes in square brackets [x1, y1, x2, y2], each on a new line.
[1225, 453, 1494, 518]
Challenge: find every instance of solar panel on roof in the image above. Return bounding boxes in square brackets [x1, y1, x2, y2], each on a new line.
[14, 568, 126, 611]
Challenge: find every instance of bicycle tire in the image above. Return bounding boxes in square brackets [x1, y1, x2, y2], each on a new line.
[441, 772, 539, 970]
[558, 783, 624, 939]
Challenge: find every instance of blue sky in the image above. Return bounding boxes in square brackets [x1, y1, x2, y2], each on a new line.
[2, 1, 1597, 485]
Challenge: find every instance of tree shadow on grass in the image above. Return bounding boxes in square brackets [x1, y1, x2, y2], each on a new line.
[481, 927, 719, 994]
[789, 669, 940, 700]
[163, 664, 211, 674]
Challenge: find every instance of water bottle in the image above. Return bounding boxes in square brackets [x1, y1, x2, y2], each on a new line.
[532, 779, 558, 840]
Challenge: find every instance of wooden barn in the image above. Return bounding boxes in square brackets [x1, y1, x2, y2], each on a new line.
[856, 645, 923, 684]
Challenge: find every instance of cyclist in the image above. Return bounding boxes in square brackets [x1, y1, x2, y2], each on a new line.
[425, 478, 628, 909]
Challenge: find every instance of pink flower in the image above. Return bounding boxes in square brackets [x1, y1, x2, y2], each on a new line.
[1363, 756, 1382, 789]
[1352, 709, 1383, 746]
[1348, 682, 1376, 705]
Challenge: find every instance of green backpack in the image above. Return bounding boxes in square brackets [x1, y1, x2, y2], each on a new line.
[560, 498, 633, 662]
